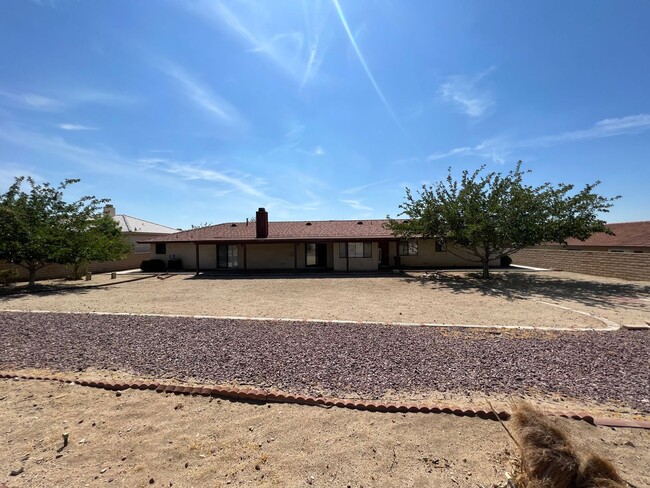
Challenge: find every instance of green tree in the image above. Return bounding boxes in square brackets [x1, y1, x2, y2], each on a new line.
[0, 177, 132, 286]
[387, 162, 619, 279]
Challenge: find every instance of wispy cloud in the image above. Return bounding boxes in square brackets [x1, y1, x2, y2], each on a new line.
[284, 123, 305, 140]
[67, 90, 135, 106]
[136, 157, 169, 165]
[391, 156, 420, 165]
[331, 0, 409, 139]
[0, 125, 133, 175]
[526, 114, 650, 146]
[341, 179, 391, 195]
[426, 114, 650, 163]
[297, 145, 325, 156]
[155, 59, 244, 127]
[339, 199, 373, 212]
[438, 67, 495, 118]
[145, 160, 268, 199]
[0, 90, 65, 111]
[0, 88, 134, 112]
[57, 123, 98, 131]
[184, 1, 326, 89]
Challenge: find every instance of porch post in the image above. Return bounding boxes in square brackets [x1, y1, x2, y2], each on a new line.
[346, 241, 350, 273]
[395, 239, 400, 268]
[243, 243, 247, 270]
[294, 242, 298, 270]
[195, 243, 200, 276]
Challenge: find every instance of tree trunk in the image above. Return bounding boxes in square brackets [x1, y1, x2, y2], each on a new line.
[482, 260, 490, 279]
[28, 267, 37, 287]
[482, 247, 491, 279]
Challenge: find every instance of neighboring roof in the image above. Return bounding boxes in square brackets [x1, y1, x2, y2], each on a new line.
[564, 221, 650, 248]
[142, 219, 396, 243]
[113, 214, 179, 235]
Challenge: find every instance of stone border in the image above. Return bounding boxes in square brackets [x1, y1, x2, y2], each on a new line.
[2, 373, 648, 430]
[0, 309, 619, 332]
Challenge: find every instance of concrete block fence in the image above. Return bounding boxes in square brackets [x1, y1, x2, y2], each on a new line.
[512, 248, 650, 281]
[0, 252, 150, 282]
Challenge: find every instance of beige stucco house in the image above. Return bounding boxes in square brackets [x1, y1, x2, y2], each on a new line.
[103, 204, 179, 253]
[141, 208, 482, 273]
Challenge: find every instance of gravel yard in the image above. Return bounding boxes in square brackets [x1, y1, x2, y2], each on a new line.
[2, 311, 648, 414]
[2, 269, 649, 328]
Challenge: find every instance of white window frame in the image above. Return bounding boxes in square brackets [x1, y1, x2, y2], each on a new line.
[339, 242, 372, 258]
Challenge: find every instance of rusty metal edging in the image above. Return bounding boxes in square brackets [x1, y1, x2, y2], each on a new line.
[2, 373, 648, 430]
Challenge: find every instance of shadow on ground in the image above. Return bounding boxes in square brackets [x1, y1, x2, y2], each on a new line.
[0, 282, 109, 301]
[187, 270, 401, 280]
[403, 270, 650, 311]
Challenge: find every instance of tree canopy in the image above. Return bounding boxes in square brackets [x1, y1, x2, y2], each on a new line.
[0, 177, 132, 285]
[387, 162, 619, 278]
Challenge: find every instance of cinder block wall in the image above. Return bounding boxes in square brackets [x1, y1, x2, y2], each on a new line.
[0, 252, 150, 282]
[511, 248, 650, 281]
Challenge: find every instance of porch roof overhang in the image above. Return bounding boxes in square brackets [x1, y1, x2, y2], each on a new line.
[138, 236, 401, 245]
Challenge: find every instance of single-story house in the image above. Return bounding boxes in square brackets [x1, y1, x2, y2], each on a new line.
[141, 208, 484, 273]
[103, 204, 179, 253]
[538, 221, 650, 253]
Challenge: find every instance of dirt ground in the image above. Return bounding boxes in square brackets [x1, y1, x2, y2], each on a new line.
[1, 269, 649, 487]
[2, 270, 649, 328]
[1, 378, 649, 488]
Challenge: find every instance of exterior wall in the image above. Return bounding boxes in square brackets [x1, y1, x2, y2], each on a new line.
[398, 239, 484, 267]
[333, 242, 380, 272]
[126, 232, 172, 253]
[512, 248, 650, 282]
[153, 243, 197, 270]
[246, 243, 296, 269]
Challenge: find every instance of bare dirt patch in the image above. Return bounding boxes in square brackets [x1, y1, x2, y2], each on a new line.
[4, 269, 647, 328]
[2, 379, 648, 488]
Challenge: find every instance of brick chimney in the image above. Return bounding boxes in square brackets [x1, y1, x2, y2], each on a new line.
[256, 207, 268, 238]
[103, 204, 116, 217]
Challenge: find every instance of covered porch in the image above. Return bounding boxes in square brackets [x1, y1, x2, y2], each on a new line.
[157, 239, 402, 274]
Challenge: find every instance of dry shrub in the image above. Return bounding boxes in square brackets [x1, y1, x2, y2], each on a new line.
[512, 403, 626, 488]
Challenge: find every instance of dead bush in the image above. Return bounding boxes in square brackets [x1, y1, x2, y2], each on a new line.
[511, 403, 626, 488]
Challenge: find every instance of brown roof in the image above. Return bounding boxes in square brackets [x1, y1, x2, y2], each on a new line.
[141, 219, 397, 243]
[565, 221, 650, 248]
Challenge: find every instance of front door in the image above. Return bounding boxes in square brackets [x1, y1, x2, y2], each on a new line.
[378, 241, 389, 266]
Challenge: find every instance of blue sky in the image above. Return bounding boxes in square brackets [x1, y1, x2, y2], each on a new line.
[1, 0, 649, 229]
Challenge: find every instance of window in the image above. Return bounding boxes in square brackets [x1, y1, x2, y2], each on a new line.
[135, 243, 151, 253]
[399, 240, 418, 256]
[155, 243, 166, 255]
[339, 242, 372, 258]
[435, 240, 446, 252]
[217, 244, 238, 268]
